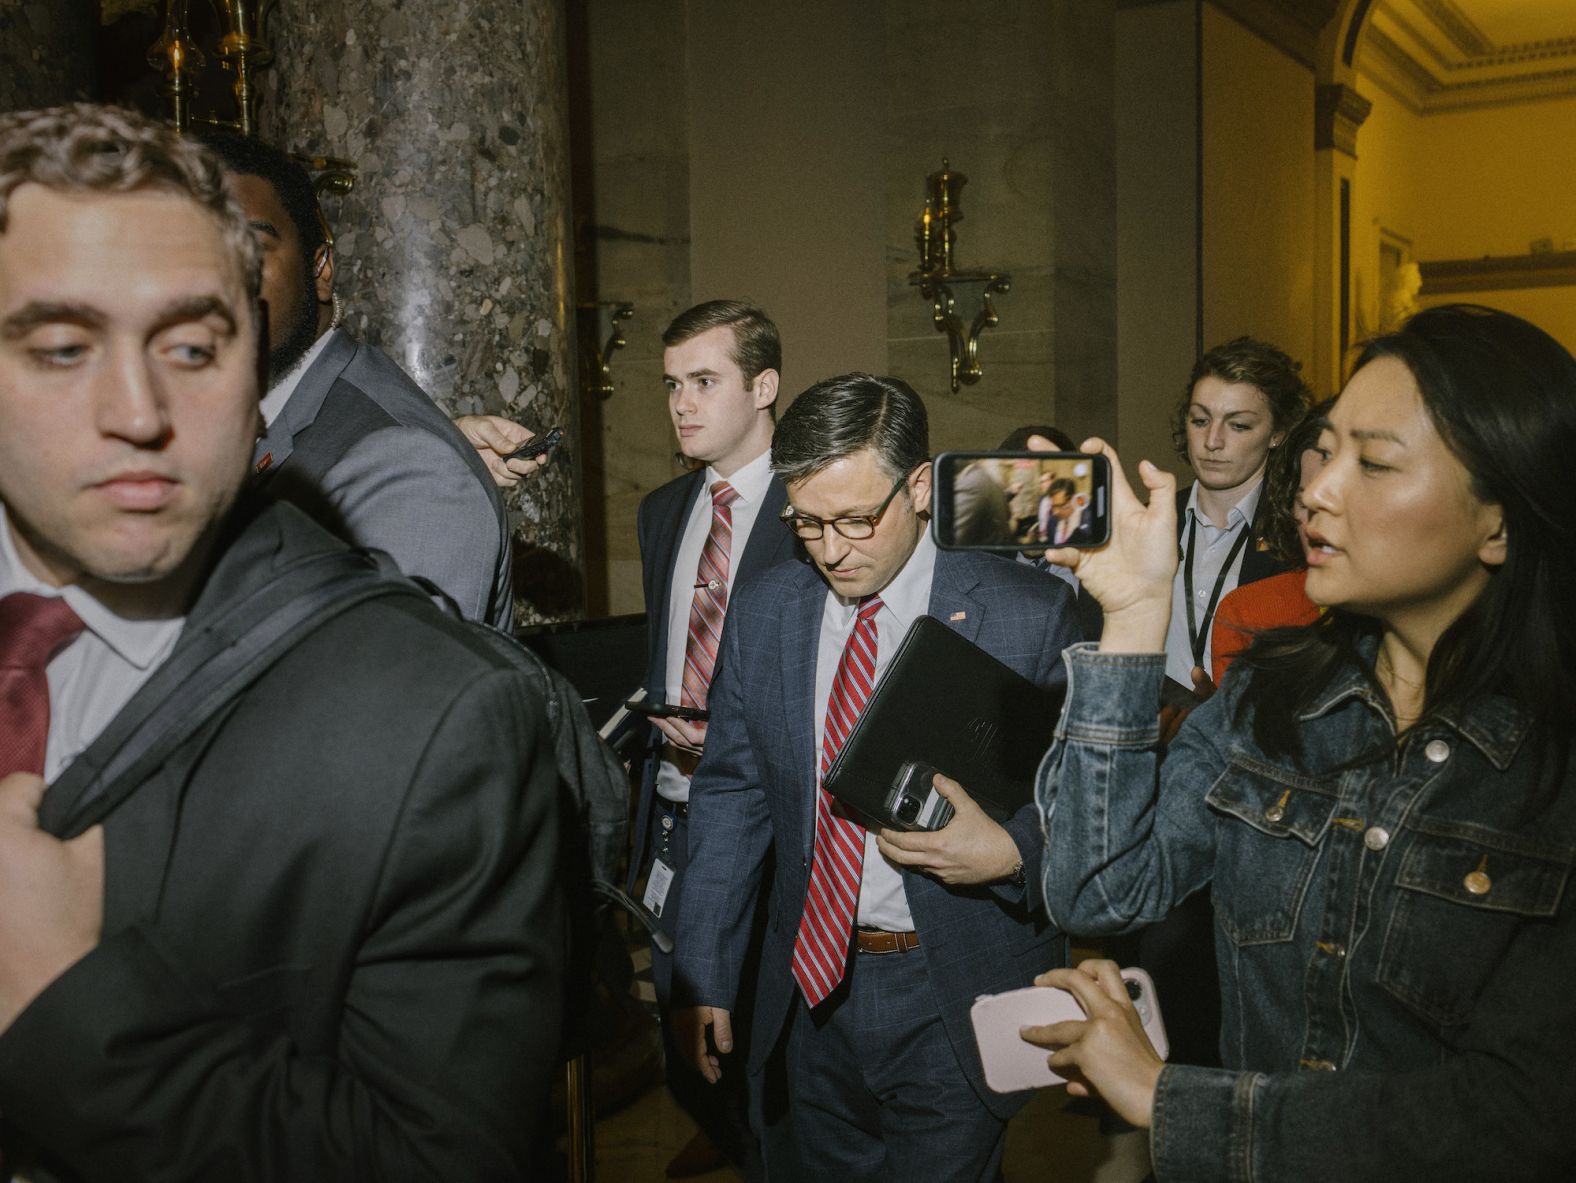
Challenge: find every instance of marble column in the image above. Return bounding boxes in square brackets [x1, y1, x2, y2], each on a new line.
[262, 0, 583, 623]
[0, 1, 96, 112]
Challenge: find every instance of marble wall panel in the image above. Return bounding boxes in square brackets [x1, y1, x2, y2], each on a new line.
[262, 0, 582, 623]
[1115, 0, 1199, 485]
[890, 331, 1060, 454]
[884, 1, 1115, 448]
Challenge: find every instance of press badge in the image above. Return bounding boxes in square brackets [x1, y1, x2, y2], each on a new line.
[643, 856, 676, 918]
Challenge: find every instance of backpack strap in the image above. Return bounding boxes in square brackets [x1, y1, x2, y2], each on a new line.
[41, 546, 427, 839]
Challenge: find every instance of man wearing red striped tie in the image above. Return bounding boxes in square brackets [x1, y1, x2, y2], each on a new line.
[673, 374, 1083, 1182]
[631, 301, 799, 1179]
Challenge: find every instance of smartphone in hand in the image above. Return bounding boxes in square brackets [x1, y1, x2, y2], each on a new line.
[625, 697, 710, 724]
[932, 450, 1111, 552]
[505, 425, 564, 461]
[970, 968, 1169, 1093]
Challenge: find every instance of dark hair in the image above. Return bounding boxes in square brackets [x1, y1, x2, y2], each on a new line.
[772, 373, 929, 485]
[662, 300, 781, 386]
[1256, 398, 1335, 565]
[1172, 336, 1311, 463]
[193, 128, 327, 257]
[1047, 477, 1077, 500]
[1238, 305, 1576, 796]
[999, 424, 1076, 451]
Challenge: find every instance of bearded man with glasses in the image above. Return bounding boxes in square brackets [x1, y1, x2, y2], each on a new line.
[671, 373, 1085, 1182]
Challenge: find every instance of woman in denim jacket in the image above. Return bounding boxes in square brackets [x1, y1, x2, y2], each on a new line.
[1028, 305, 1576, 1181]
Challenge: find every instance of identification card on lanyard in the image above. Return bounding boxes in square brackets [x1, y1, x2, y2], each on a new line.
[1183, 515, 1252, 670]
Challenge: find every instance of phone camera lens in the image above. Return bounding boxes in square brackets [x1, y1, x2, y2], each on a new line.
[897, 795, 920, 822]
[1125, 979, 1142, 1001]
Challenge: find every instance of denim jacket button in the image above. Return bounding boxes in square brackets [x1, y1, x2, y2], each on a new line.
[1464, 870, 1492, 895]
[1364, 825, 1390, 851]
[1265, 805, 1286, 823]
[1424, 739, 1451, 763]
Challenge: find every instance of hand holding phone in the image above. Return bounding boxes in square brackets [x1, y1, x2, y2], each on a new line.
[932, 450, 1112, 552]
[505, 425, 564, 462]
[624, 697, 709, 723]
[882, 761, 955, 831]
[971, 967, 1168, 1093]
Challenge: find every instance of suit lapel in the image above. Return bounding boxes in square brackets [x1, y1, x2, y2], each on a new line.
[645, 471, 705, 691]
[41, 497, 292, 835]
[253, 330, 359, 477]
[736, 474, 795, 580]
[779, 569, 825, 857]
[928, 548, 985, 646]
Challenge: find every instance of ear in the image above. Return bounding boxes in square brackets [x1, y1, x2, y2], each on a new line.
[312, 243, 336, 303]
[909, 460, 933, 516]
[1478, 507, 1508, 569]
[751, 367, 779, 412]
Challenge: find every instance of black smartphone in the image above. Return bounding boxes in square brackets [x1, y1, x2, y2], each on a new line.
[625, 697, 710, 723]
[882, 761, 955, 832]
[931, 450, 1111, 551]
[505, 425, 564, 461]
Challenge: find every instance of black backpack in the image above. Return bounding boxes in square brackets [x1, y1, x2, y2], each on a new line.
[42, 542, 629, 1047]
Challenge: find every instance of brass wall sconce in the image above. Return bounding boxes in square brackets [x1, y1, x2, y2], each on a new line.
[577, 301, 635, 398]
[909, 159, 1011, 393]
[147, 0, 278, 135]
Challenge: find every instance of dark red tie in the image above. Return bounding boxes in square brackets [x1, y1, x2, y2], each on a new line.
[0, 593, 85, 778]
[792, 594, 883, 1006]
[680, 481, 740, 711]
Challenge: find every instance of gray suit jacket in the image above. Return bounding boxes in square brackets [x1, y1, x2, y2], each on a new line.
[674, 547, 1083, 1118]
[255, 330, 514, 629]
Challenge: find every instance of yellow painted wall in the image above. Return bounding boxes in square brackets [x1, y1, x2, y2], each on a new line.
[1353, 79, 1576, 354]
[1200, 3, 1316, 368]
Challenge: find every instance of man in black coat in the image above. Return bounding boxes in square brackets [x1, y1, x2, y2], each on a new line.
[631, 301, 798, 1179]
[0, 104, 560, 1181]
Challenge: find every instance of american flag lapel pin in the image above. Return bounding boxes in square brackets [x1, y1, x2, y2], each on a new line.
[950, 611, 967, 622]
[255, 452, 273, 474]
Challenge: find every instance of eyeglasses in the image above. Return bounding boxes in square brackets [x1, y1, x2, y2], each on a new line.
[780, 475, 909, 540]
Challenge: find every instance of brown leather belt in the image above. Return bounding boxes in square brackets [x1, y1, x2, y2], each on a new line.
[854, 928, 921, 955]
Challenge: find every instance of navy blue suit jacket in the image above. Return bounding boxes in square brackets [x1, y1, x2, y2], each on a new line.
[628, 466, 797, 888]
[673, 546, 1083, 1117]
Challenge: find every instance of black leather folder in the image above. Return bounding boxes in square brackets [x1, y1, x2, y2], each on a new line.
[822, 614, 1063, 821]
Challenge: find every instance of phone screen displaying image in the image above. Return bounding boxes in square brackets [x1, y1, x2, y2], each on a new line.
[932, 451, 1111, 552]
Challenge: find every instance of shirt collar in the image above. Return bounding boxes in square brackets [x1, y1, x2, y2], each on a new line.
[832, 526, 936, 628]
[0, 506, 187, 671]
[1295, 635, 1532, 771]
[259, 329, 335, 428]
[705, 447, 774, 507]
[1186, 478, 1263, 532]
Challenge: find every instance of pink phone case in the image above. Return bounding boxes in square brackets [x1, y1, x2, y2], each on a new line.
[969, 967, 1169, 1093]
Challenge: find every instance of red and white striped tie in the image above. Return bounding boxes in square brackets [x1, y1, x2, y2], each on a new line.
[791, 594, 883, 1007]
[680, 480, 740, 710]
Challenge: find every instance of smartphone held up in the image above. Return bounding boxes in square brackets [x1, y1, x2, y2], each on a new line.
[931, 451, 1111, 552]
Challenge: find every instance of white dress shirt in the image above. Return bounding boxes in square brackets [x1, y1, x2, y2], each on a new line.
[656, 448, 776, 804]
[813, 529, 938, 933]
[0, 508, 186, 783]
[1165, 480, 1263, 686]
